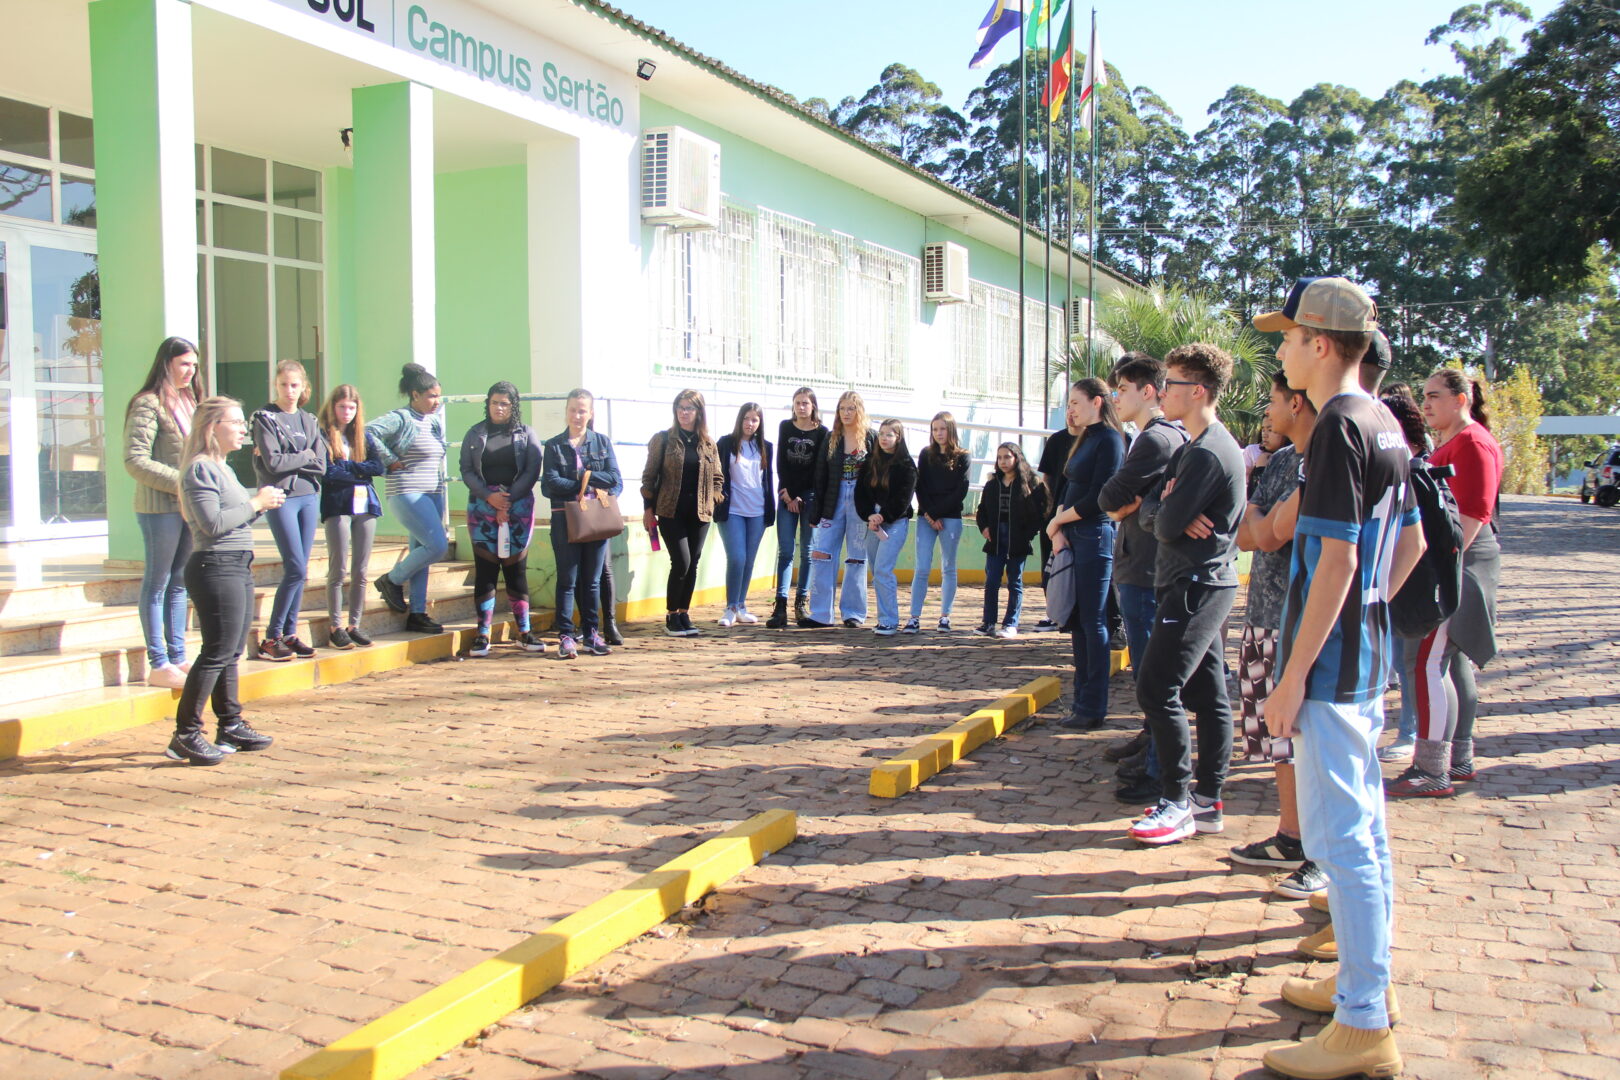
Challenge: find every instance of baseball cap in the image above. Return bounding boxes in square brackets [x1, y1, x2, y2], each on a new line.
[1364, 329, 1392, 369]
[1253, 277, 1378, 333]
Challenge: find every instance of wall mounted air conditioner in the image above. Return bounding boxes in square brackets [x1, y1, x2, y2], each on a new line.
[1065, 296, 1092, 341]
[922, 241, 970, 303]
[641, 126, 721, 230]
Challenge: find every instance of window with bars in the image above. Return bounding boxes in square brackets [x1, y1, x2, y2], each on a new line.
[650, 202, 918, 387]
[947, 282, 1062, 401]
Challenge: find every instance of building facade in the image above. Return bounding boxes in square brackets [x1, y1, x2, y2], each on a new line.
[0, 0, 1134, 593]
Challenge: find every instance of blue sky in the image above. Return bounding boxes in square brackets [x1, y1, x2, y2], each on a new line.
[629, 0, 1560, 131]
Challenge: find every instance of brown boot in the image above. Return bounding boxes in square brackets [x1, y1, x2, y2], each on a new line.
[1281, 973, 1402, 1025]
[1309, 889, 1330, 914]
[1262, 1020, 1401, 1078]
[1298, 923, 1338, 961]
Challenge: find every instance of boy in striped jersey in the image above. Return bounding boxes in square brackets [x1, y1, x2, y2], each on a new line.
[1255, 278, 1426, 1080]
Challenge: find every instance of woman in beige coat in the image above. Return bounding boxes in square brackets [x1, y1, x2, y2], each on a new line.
[640, 389, 724, 637]
[124, 337, 208, 689]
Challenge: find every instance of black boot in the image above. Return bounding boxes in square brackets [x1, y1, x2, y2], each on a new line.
[602, 614, 624, 647]
[166, 731, 225, 766]
[216, 720, 274, 753]
[766, 596, 789, 629]
[794, 594, 811, 627]
[1104, 728, 1151, 763]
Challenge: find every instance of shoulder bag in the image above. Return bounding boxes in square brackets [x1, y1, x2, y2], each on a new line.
[565, 468, 623, 543]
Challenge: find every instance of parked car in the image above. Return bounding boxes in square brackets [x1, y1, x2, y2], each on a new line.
[1580, 444, 1620, 506]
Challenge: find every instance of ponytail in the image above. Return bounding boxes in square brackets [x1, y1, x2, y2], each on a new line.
[1469, 379, 1491, 430]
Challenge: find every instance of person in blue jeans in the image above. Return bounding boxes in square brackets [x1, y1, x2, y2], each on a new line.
[366, 363, 450, 634]
[715, 403, 774, 627]
[541, 388, 622, 658]
[767, 388, 826, 628]
[251, 360, 328, 661]
[802, 391, 876, 628]
[1046, 379, 1127, 727]
[856, 419, 917, 636]
[124, 336, 206, 689]
[1098, 354, 1187, 784]
[906, 412, 970, 634]
[974, 442, 1047, 639]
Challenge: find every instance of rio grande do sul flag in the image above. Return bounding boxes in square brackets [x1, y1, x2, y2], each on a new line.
[1041, 3, 1074, 123]
[969, 0, 1026, 69]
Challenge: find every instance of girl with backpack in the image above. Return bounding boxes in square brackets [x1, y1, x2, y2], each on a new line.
[974, 442, 1047, 638]
[906, 412, 970, 634]
[1390, 369, 1504, 798]
[855, 419, 918, 636]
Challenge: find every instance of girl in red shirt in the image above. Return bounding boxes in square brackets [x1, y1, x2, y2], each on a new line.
[1390, 368, 1504, 797]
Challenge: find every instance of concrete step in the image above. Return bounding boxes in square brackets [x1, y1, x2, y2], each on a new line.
[0, 544, 462, 658]
[0, 572, 480, 706]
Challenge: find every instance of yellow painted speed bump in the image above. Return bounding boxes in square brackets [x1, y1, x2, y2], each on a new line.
[280, 808, 797, 1080]
[869, 676, 1062, 798]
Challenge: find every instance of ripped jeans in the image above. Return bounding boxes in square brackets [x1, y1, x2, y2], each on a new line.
[806, 479, 868, 624]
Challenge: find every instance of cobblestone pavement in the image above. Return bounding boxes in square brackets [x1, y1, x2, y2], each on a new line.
[0, 495, 1614, 1080]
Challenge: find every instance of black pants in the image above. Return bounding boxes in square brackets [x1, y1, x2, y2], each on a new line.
[658, 513, 708, 611]
[473, 548, 530, 604]
[1138, 579, 1236, 802]
[598, 556, 618, 627]
[175, 550, 255, 737]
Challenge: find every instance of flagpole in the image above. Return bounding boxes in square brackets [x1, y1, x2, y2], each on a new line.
[1042, 8, 1054, 422]
[1017, 17, 1027, 428]
[1085, 7, 1097, 378]
[1065, 33, 1076, 389]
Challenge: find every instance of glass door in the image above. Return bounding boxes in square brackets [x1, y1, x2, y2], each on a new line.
[0, 222, 103, 541]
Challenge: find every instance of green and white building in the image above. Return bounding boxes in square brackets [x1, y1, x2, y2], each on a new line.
[0, 0, 1133, 603]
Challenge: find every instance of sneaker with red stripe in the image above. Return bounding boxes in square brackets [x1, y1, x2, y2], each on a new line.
[1386, 765, 1455, 798]
[1129, 799, 1195, 845]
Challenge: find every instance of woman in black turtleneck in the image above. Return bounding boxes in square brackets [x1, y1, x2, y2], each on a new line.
[460, 381, 546, 659]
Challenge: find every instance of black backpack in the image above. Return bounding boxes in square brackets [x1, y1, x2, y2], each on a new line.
[1389, 461, 1464, 639]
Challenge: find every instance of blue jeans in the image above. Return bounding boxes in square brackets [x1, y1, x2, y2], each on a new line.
[264, 492, 319, 639]
[386, 490, 449, 613]
[550, 511, 606, 638]
[137, 511, 192, 670]
[867, 518, 910, 628]
[1393, 635, 1420, 740]
[1117, 580, 1162, 778]
[1067, 521, 1115, 721]
[1295, 696, 1395, 1030]
[718, 514, 767, 609]
[807, 479, 868, 624]
[774, 500, 815, 599]
[909, 517, 962, 620]
[982, 551, 1026, 628]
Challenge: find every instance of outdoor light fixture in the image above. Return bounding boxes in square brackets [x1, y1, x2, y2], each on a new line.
[636, 59, 656, 81]
[339, 127, 353, 150]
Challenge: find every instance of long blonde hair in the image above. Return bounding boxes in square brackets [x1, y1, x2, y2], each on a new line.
[318, 384, 367, 462]
[178, 397, 245, 526]
[826, 390, 869, 457]
[272, 358, 313, 407]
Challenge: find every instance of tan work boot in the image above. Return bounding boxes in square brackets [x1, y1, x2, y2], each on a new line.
[1309, 889, 1330, 913]
[1281, 973, 1402, 1025]
[1298, 923, 1338, 960]
[1262, 1020, 1402, 1078]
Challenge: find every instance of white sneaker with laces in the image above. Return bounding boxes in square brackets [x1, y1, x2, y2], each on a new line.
[998, 624, 1019, 639]
[734, 607, 759, 625]
[718, 606, 736, 628]
[1377, 736, 1415, 762]
[1129, 799, 1195, 845]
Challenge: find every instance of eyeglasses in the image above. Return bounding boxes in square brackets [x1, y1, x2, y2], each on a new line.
[1163, 379, 1204, 390]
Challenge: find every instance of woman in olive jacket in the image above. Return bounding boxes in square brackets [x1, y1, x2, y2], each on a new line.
[124, 337, 207, 688]
[639, 389, 725, 636]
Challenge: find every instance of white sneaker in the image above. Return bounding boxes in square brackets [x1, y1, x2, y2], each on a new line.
[146, 664, 187, 690]
[1129, 799, 1195, 845]
[1377, 736, 1415, 762]
[718, 606, 736, 628]
[735, 607, 759, 625]
[997, 625, 1019, 639]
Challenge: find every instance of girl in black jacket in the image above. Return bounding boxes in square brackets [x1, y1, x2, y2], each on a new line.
[460, 381, 547, 658]
[802, 391, 877, 628]
[907, 411, 970, 633]
[714, 403, 775, 627]
[975, 442, 1048, 638]
[854, 419, 918, 636]
[769, 388, 828, 628]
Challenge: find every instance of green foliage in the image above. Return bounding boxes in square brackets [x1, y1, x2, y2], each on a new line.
[1092, 285, 1275, 440]
[1491, 365, 1548, 494]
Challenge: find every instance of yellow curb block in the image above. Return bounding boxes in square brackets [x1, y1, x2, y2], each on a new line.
[280, 809, 797, 1080]
[0, 628, 476, 759]
[869, 676, 1062, 798]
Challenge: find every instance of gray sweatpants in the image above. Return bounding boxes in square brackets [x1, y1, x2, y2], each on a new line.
[325, 513, 377, 628]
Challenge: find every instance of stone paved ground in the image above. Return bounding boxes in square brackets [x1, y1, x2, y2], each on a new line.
[0, 494, 1614, 1080]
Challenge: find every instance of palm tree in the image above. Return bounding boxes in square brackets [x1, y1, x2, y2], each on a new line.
[1072, 284, 1275, 440]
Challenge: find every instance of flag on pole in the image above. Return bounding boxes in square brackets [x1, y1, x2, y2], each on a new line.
[1075, 15, 1107, 129]
[969, 0, 1025, 69]
[1041, 3, 1074, 123]
[1024, 0, 1051, 49]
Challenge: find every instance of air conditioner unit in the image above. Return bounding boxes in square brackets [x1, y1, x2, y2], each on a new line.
[922, 241, 970, 303]
[1065, 296, 1092, 341]
[641, 126, 721, 230]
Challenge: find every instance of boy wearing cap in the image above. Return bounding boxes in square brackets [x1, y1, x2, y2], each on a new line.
[1256, 277, 1426, 1079]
